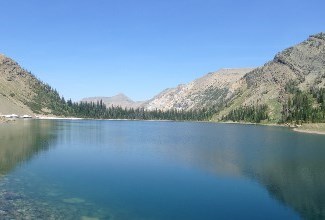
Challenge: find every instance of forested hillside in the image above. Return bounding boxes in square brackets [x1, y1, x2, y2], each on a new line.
[216, 32, 325, 123]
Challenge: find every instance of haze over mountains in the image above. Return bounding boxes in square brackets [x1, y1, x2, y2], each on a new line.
[81, 93, 144, 109]
[0, 32, 324, 122]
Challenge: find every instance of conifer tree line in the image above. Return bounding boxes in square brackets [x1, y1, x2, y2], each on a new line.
[27, 78, 270, 123]
[282, 87, 325, 123]
[25, 75, 325, 123]
[28, 80, 268, 123]
[64, 100, 216, 121]
[222, 104, 269, 123]
[26, 81, 217, 121]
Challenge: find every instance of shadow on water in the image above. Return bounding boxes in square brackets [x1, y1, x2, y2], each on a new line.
[0, 120, 56, 176]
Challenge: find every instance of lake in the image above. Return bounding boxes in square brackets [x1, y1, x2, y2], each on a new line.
[0, 120, 325, 219]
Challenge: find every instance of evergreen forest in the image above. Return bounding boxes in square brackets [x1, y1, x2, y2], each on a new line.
[25, 78, 325, 124]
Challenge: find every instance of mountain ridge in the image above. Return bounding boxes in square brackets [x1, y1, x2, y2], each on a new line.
[0, 54, 72, 116]
[142, 68, 255, 111]
[141, 32, 325, 122]
[0, 54, 38, 115]
[215, 32, 325, 121]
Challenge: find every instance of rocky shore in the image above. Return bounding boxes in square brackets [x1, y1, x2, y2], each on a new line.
[0, 117, 8, 123]
[0, 175, 111, 220]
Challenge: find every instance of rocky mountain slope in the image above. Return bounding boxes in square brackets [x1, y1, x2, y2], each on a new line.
[81, 93, 144, 109]
[143, 68, 254, 111]
[143, 32, 325, 122]
[215, 32, 325, 121]
[0, 54, 67, 116]
[0, 54, 37, 115]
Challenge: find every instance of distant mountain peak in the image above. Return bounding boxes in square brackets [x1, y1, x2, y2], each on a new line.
[81, 93, 144, 109]
[114, 93, 130, 99]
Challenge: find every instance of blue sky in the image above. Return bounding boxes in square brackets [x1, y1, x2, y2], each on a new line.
[1, 0, 324, 101]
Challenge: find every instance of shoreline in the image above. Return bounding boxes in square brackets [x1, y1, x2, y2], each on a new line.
[293, 128, 325, 135]
[216, 120, 325, 135]
[292, 123, 325, 135]
[2, 116, 325, 135]
[216, 120, 287, 129]
[37, 116, 84, 120]
[36, 116, 173, 122]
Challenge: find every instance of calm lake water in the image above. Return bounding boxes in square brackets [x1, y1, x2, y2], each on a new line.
[1, 120, 325, 219]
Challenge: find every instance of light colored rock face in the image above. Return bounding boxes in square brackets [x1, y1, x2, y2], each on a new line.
[81, 93, 144, 109]
[143, 68, 255, 111]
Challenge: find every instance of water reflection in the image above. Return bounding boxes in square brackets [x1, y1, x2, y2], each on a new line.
[150, 123, 325, 220]
[0, 120, 56, 175]
[53, 120, 324, 219]
[1, 120, 324, 219]
[0, 120, 62, 219]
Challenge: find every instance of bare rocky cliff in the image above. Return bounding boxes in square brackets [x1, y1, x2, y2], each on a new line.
[143, 68, 254, 111]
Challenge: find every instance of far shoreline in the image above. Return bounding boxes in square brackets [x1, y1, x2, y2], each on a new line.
[2, 116, 325, 136]
[36, 116, 325, 136]
[214, 121, 325, 135]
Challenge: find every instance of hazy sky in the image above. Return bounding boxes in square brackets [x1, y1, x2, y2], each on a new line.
[1, 0, 324, 101]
